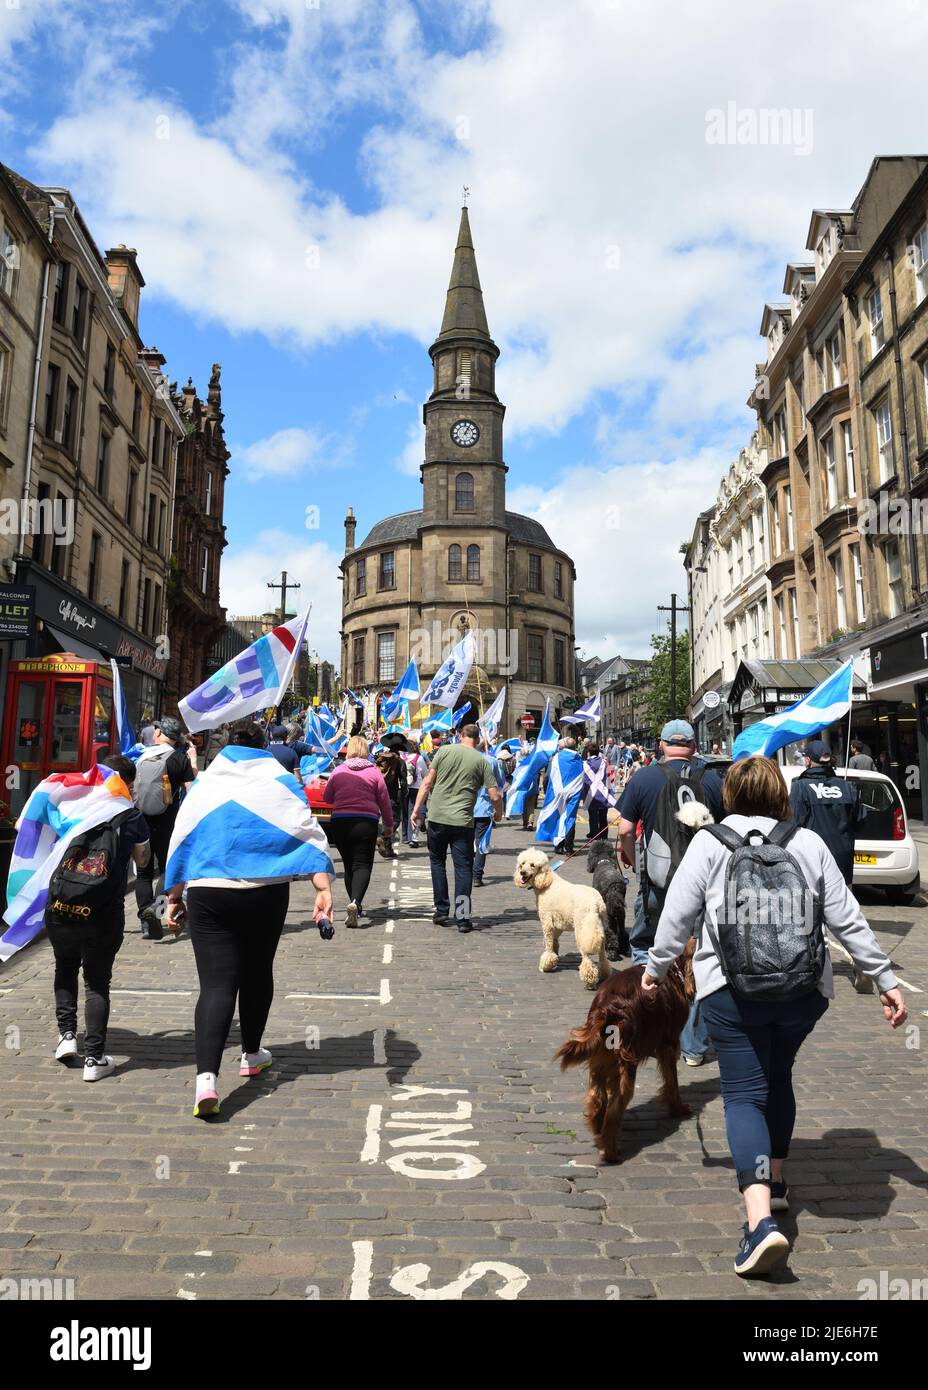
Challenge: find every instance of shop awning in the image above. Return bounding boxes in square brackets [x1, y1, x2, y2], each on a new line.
[730, 657, 867, 712]
[45, 625, 110, 666]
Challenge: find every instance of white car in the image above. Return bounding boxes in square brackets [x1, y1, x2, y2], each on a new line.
[781, 765, 920, 905]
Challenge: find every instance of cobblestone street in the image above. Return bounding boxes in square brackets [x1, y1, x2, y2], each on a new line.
[2, 823, 926, 1302]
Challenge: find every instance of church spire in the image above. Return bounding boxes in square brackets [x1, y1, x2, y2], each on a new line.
[435, 206, 491, 344]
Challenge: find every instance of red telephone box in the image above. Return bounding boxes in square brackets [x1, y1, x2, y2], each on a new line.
[1, 653, 116, 818]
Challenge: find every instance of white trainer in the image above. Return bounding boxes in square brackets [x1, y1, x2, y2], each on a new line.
[83, 1055, 116, 1082]
[240, 1048, 273, 1078]
[55, 1032, 79, 1063]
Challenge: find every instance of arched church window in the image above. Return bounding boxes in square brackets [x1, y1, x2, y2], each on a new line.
[448, 544, 462, 581]
[455, 472, 474, 511]
[466, 544, 480, 581]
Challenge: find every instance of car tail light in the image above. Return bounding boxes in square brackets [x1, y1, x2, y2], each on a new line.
[892, 806, 905, 841]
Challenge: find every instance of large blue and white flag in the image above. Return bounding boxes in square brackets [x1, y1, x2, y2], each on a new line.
[315, 705, 341, 743]
[420, 631, 476, 709]
[179, 611, 310, 733]
[559, 692, 601, 726]
[732, 658, 855, 761]
[421, 706, 454, 735]
[165, 746, 334, 888]
[305, 705, 341, 762]
[477, 688, 506, 744]
[109, 659, 139, 757]
[381, 660, 420, 722]
[505, 699, 558, 815]
[535, 749, 585, 845]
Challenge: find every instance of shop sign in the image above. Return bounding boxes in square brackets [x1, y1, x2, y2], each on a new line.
[0, 584, 36, 640]
[114, 636, 166, 679]
[870, 624, 928, 686]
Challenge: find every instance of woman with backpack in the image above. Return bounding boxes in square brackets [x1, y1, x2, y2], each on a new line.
[641, 754, 906, 1278]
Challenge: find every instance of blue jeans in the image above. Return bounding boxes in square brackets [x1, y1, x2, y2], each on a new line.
[680, 997, 711, 1060]
[427, 821, 475, 922]
[700, 986, 828, 1190]
[629, 881, 661, 965]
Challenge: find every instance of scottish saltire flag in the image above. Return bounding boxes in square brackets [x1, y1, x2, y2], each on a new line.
[506, 739, 547, 816]
[732, 659, 855, 761]
[381, 661, 420, 722]
[305, 706, 341, 763]
[494, 736, 521, 755]
[344, 688, 364, 707]
[300, 753, 333, 780]
[165, 746, 334, 888]
[559, 692, 601, 726]
[109, 659, 139, 757]
[536, 749, 585, 845]
[420, 631, 476, 708]
[179, 610, 310, 733]
[477, 688, 506, 744]
[536, 698, 559, 753]
[1, 765, 134, 961]
[385, 700, 412, 734]
[451, 702, 473, 728]
[421, 706, 454, 735]
[583, 757, 617, 809]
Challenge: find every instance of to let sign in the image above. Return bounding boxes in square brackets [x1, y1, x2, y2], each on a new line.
[0, 585, 36, 640]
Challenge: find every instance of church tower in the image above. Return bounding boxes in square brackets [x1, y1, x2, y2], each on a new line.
[421, 207, 506, 527]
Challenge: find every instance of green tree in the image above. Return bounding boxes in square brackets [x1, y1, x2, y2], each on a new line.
[646, 630, 691, 730]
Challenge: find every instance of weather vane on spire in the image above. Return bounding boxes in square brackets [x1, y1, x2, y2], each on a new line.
[462, 185, 470, 206]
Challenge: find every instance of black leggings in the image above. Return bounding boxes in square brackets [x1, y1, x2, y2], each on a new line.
[46, 922, 123, 1058]
[329, 816, 378, 908]
[187, 884, 289, 1074]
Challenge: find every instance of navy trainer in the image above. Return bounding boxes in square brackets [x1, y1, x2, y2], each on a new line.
[734, 1217, 789, 1276]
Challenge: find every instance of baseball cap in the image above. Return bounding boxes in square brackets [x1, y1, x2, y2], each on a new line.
[804, 739, 833, 763]
[660, 719, 695, 745]
[156, 716, 183, 741]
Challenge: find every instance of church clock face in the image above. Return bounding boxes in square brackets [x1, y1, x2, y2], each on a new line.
[451, 419, 479, 448]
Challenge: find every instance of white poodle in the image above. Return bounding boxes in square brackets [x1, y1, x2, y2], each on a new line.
[514, 848, 610, 989]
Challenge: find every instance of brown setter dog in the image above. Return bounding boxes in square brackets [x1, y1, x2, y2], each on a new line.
[556, 939, 697, 1164]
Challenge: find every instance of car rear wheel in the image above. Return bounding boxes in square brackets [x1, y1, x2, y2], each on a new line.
[885, 884, 919, 906]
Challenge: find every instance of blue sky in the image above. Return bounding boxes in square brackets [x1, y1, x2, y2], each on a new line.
[3, 0, 928, 664]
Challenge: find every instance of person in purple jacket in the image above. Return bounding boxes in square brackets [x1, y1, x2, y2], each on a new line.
[323, 735, 394, 927]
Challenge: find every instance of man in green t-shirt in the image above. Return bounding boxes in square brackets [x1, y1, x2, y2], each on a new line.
[410, 724, 503, 932]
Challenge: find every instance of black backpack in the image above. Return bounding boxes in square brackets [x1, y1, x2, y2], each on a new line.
[644, 762, 713, 892]
[701, 823, 826, 1001]
[45, 811, 134, 929]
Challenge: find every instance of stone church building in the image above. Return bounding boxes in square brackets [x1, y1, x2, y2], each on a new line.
[339, 209, 577, 738]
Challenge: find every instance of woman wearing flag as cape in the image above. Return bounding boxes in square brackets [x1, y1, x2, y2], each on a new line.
[165, 612, 335, 1118]
[164, 722, 335, 1119]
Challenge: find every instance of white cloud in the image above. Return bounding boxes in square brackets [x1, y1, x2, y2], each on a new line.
[20, 0, 928, 447]
[235, 425, 349, 480]
[395, 419, 425, 477]
[508, 447, 733, 659]
[219, 529, 343, 659]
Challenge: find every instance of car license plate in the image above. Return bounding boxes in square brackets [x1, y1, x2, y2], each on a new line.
[854, 853, 878, 866]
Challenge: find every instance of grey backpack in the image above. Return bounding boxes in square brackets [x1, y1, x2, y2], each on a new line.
[702, 823, 826, 1001]
[133, 746, 174, 817]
